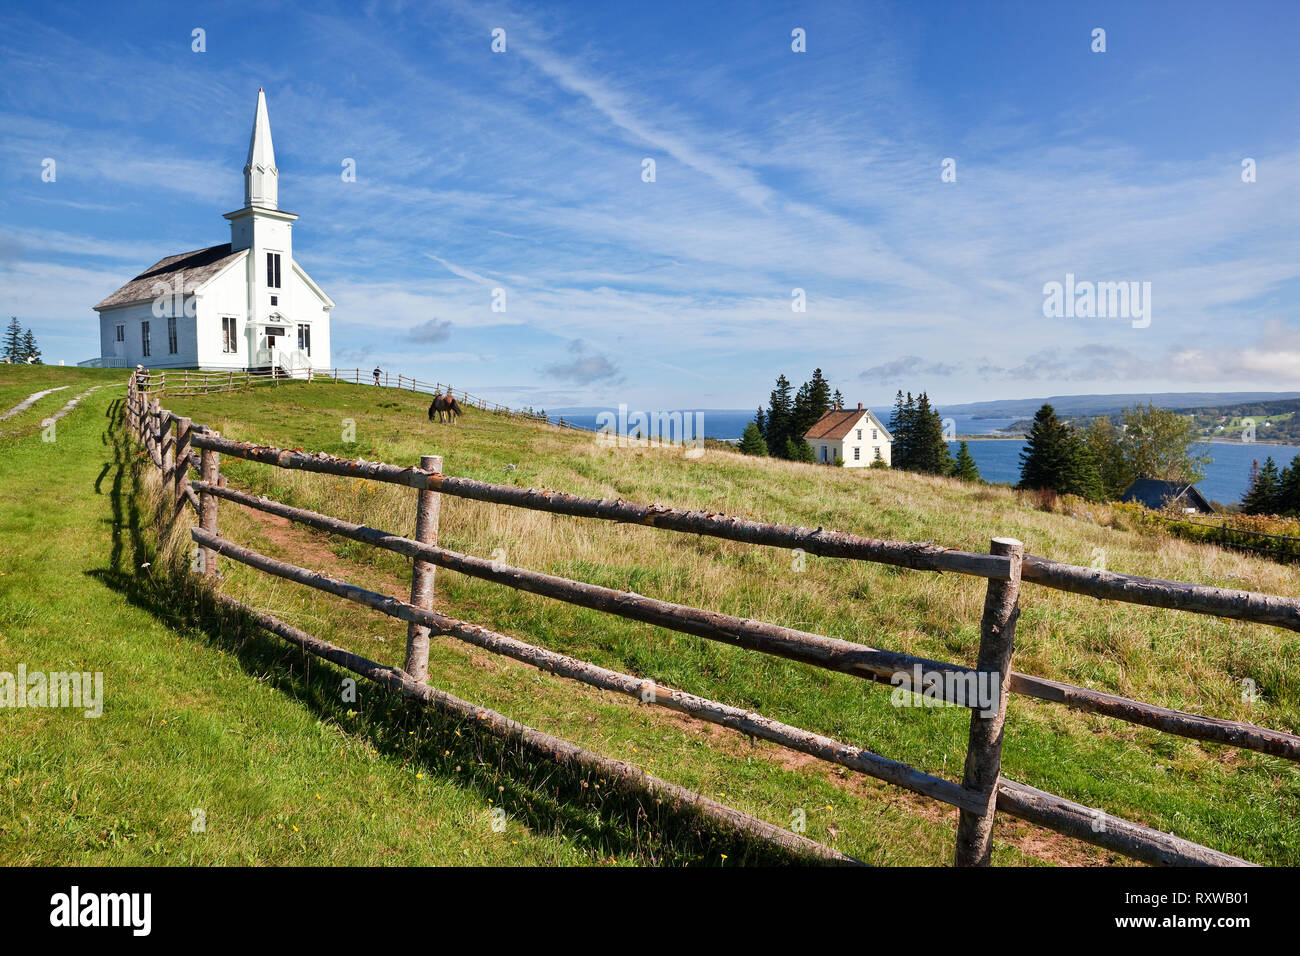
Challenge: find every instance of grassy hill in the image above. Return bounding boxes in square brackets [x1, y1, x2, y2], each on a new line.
[3, 365, 1299, 865]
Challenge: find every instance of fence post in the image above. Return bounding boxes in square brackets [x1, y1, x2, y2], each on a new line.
[149, 399, 162, 467]
[161, 410, 174, 480]
[174, 416, 192, 506]
[403, 454, 443, 682]
[199, 431, 221, 576]
[954, 536, 1024, 867]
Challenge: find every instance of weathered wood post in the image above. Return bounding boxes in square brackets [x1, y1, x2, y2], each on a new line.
[403, 454, 443, 682]
[161, 410, 174, 481]
[198, 431, 221, 576]
[174, 416, 192, 506]
[954, 536, 1024, 866]
[148, 398, 162, 466]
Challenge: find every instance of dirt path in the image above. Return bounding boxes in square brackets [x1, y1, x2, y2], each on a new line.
[0, 385, 68, 421]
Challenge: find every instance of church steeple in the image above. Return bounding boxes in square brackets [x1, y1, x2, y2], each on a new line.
[243, 88, 278, 209]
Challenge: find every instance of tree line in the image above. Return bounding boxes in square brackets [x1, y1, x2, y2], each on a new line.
[1016, 403, 1210, 502]
[3, 317, 42, 364]
[1241, 455, 1300, 516]
[741, 369, 843, 461]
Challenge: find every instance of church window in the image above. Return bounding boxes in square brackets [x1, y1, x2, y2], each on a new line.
[141, 321, 151, 357]
[167, 316, 178, 354]
[115, 324, 124, 342]
[297, 324, 311, 355]
[222, 317, 237, 353]
[267, 252, 282, 289]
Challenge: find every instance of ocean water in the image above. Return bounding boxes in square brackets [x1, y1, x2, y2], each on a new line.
[549, 408, 1020, 440]
[549, 407, 1291, 504]
[948, 439, 1300, 506]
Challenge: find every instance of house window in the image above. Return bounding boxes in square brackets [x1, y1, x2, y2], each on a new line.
[872, 429, 877, 440]
[222, 317, 237, 353]
[857, 429, 862, 440]
[853, 447, 860, 461]
[267, 252, 282, 289]
[167, 316, 178, 354]
[141, 321, 151, 357]
[115, 324, 124, 342]
[297, 323, 311, 355]
[270, 295, 278, 306]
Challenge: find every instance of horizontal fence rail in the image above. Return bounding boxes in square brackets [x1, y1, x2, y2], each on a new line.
[194, 480, 1300, 764]
[205, 592, 855, 864]
[122, 371, 1288, 866]
[189, 432, 1300, 634]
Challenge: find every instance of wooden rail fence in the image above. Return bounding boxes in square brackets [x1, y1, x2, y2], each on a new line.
[125, 369, 1300, 866]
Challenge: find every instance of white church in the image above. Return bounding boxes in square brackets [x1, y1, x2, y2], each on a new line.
[91, 90, 333, 374]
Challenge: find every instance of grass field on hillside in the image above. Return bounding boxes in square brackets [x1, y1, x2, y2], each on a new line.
[3, 365, 1298, 865]
[151, 373, 1300, 864]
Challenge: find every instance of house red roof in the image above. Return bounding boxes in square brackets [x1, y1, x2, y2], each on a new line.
[804, 406, 890, 441]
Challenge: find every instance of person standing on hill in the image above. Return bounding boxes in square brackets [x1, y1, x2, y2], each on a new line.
[373, 365, 382, 386]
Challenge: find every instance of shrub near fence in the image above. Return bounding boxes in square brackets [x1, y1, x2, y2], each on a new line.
[1116, 503, 1300, 564]
[124, 370, 1300, 866]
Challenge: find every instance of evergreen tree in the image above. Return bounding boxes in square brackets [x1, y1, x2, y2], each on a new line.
[869, 447, 887, 469]
[738, 421, 768, 456]
[807, 368, 832, 415]
[755, 407, 766, 438]
[1277, 454, 1300, 516]
[1060, 431, 1105, 501]
[887, 391, 916, 470]
[785, 437, 816, 463]
[20, 329, 41, 364]
[832, 388, 845, 409]
[1242, 457, 1282, 515]
[763, 374, 794, 459]
[3, 317, 22, 363]
[1018, 404, 1073, 492]
[951, 441, 981, 482]
[910, 392, 952, 475]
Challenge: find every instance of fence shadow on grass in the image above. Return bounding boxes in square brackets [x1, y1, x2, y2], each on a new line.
[87, 403, 807, 867]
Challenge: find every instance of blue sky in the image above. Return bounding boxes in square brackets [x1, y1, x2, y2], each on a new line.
[2, 0, 1298, 410]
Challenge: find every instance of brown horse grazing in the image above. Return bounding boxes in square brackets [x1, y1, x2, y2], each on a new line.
[428, 393, 464, 424]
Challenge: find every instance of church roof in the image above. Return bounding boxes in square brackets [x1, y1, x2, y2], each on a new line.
[93, 243, 244, 311]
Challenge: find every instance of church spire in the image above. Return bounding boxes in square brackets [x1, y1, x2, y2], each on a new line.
[243, 88, 278, 209]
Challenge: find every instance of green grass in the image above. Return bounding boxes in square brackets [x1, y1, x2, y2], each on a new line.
[3, 365, 1298, 865]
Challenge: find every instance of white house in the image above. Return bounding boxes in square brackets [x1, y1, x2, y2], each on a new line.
[90, 89, 333, 375]
[804, 403, 893, 467]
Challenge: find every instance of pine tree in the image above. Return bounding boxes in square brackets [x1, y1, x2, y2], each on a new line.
[1060, 431, 1105, 501]
[1018, 404, 1072, 492]
[910, 392, 952, 475]
[832, 388, 845, 409]
[764, 375, 794, 459]
[888, 391, 916, 470]
[3, 317, 22, 363]
[785, 437, 816, 463]
[1242, 457, 1282, 515]
[869, 447, 887, 469]
[738, 421, 768, 456]
[1277, 454, 1300, 516]
[755, 407, 766, 437]
[951, 441, 981, 482]
[20, 329, 41, 364]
